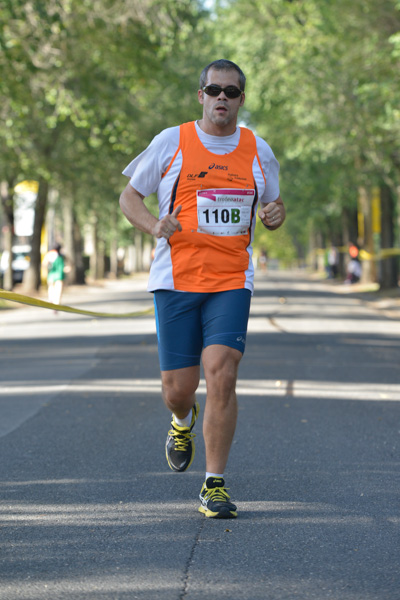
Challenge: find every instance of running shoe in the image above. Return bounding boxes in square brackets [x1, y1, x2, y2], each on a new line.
[165, 402, 199, 472]
[198, 476, 237, 519]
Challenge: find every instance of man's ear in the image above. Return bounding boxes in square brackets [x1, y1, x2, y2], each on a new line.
[240, 92, 245, 107]
[198, 89, 204, 105]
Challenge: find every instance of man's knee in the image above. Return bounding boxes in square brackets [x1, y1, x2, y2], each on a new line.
[161, 366, 200, 410]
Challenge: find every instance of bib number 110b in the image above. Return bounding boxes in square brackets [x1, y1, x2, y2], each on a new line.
[202, 207, 241, 224]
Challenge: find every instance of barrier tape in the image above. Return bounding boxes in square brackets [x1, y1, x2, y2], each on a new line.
[360, 248, 400, 260]
[0, 289, 154, 318]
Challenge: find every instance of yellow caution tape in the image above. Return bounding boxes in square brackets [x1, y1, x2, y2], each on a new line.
[380, 248, 400, 258]
[359, 249, 373, 260]
[0, 288, 154, 318]
[359, 248, 400, 261]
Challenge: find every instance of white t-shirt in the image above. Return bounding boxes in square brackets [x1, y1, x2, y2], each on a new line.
[123, 122, 280, 204]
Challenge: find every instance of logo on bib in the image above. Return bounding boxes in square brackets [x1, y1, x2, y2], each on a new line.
[187, 171, 209, 181]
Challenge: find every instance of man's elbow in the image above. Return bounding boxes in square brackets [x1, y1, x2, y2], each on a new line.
[119, 185, 136, 214]
[119, 191, 128, 216]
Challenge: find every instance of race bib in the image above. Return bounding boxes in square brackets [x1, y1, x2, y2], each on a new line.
[197, 188, 255, 236]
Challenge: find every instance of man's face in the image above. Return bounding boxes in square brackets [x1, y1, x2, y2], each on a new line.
[198, 68, 245, 135]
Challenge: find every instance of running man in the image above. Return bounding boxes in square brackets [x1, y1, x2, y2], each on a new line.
[120, 59, 285, 518]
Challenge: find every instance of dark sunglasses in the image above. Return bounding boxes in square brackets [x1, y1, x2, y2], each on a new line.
[202, 84, 243, 99]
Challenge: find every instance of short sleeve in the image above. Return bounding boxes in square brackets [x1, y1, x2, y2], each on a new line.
[122, 127, 180, 197]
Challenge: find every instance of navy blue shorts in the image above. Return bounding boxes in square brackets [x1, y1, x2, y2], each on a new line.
[153, 289, 252, 371]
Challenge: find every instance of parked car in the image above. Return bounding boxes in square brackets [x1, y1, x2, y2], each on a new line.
[0, 245, 31, 285]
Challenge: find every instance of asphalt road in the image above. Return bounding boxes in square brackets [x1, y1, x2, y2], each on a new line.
[1, 271, 399, 600]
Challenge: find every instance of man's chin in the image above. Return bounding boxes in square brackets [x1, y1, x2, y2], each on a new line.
[212, 114, 231, 126]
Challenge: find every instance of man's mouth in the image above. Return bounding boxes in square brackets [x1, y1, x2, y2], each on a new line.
[215, 104, 228, 113]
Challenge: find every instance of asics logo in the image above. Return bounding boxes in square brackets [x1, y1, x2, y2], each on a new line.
[208, 163, 228, 170]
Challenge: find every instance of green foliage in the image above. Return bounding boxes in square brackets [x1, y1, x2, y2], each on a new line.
[0, 0, 208, 252]
[211, 0, 400, 255]
[1, 0, 399, 269]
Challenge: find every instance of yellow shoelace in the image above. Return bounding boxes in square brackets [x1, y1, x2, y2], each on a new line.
[168, 427, 196, 451]
[203, 486, 231, 502]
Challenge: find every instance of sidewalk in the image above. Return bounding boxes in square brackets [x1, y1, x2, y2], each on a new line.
[320, 277, 400, 320]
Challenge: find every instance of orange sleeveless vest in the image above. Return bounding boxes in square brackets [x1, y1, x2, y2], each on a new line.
[164, 121, 260, 292]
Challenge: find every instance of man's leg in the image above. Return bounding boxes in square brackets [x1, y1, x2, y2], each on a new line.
[197, 344, 242, 519]
[201, 344, 242, 474]
[154, 290, 204, 472]
[162, 366, 200, 472]
[197, 289, 250, 519]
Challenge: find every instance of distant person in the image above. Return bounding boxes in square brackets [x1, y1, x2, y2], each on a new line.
[345, 244, 362, 284]
[43, 244, 67, 311]
[327, 244, 339, 279]
[258, 249, 268, 272]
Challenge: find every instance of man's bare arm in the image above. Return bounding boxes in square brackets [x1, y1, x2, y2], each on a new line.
[119, 183, 182, 240]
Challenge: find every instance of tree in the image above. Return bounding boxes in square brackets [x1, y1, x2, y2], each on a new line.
[212, 0, 400, 282]
[0, 0, 208, 288]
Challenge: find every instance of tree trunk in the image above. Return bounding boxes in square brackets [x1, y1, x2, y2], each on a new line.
[96, 238, 105, 279]
[73, 213, 86, 284]
[89, 216, 98, 279]
[397, 186, 400, 246]
[380, 184, 398, 289]
[134, 230, 143, 271]
[358, 186, 376, 283]
[109, 206, 118, 278]
[340, 207, 357, 278]
[0, 180, 15, 290]
[61, 193, 85, 284]
[63, 193, 74, 283]
[89, 217, 106, 280]
[23, 177, 48, 291]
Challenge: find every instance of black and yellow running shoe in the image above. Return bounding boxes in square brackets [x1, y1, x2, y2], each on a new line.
[198, 477, 237, 519]
[165, 402, 199, 472]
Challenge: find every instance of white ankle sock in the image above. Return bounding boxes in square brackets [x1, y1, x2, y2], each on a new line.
[174, 412, 191, 427]
[206, 472, 224, 481]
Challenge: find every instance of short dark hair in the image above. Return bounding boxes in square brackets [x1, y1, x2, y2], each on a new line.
[199, 59, 246, 91]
